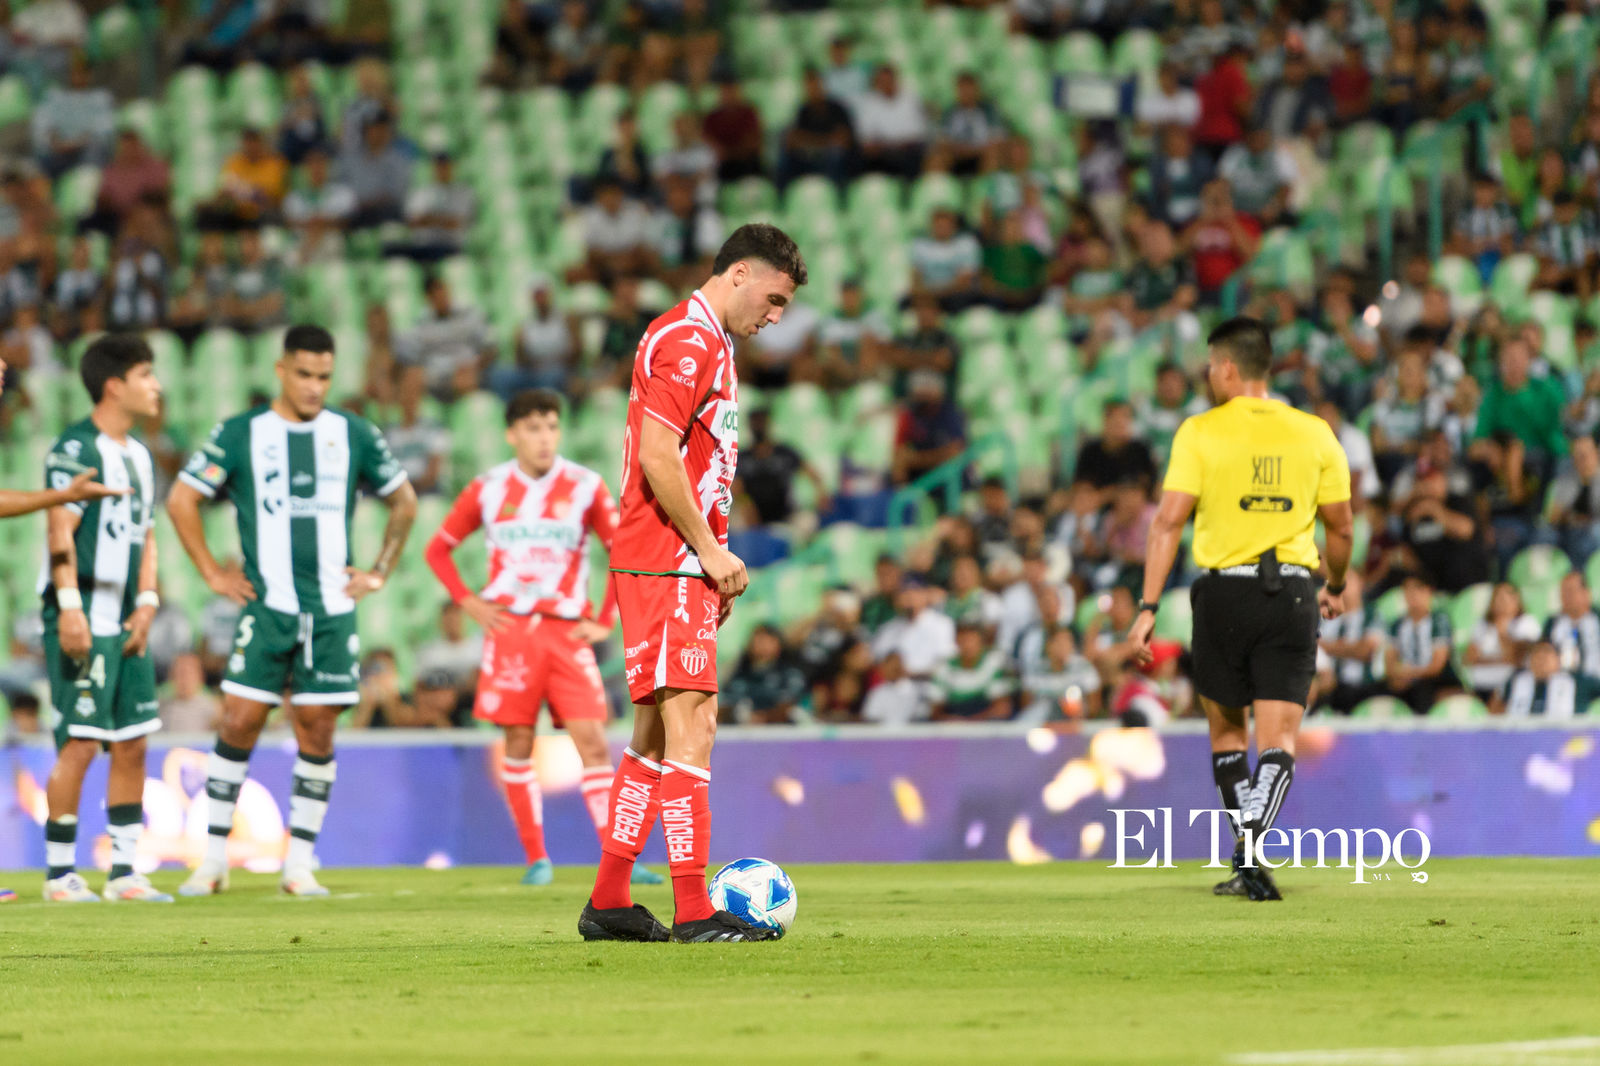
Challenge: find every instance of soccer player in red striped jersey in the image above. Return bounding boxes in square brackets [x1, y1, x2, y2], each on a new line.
[425, 389, 661, 887]
[579, 224, 807, 944]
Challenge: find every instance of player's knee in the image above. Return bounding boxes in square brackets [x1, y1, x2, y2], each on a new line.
[110, 736, 147, 763]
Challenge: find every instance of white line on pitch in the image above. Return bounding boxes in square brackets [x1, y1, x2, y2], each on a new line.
[1228, 1036, 1600, 1065]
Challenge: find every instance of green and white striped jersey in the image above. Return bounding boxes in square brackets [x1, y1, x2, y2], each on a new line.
[37, 419, 156, 637]
[178, 405, 407, 618]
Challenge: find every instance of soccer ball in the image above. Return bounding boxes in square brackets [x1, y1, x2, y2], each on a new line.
[708, 858, 797, 937]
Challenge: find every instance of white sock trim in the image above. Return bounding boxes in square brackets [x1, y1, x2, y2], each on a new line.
[662, 759, 710, 781]
[623, 747, 663, 774]
[292, 758, 337, 783]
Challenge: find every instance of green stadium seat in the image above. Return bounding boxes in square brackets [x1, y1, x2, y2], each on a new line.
[1448, 583, 1494, 644]
[1509, 545, 1571, 619]
[1489, 254, 1538, 314]
[1432, 254, 1483, 307]
[1373, 586, 1407, 626]
[1349, 695, 1408, 720]
[1052, 32, 1107, 75]
[224, 63, 282, 131]
[908, 172, 964, 223]
[54, 166, 101, 224]
[1586, 552, 1600, 607]
[1109, 29, 1162, 79]
[1429, 693, 1490, 721]
[0, 74, 31, 128]
[1153, 587, 1192, 645]
[1524, 291, 1576, 370]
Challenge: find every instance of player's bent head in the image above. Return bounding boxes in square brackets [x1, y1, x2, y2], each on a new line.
[712, 224, 808, 337]
[1206, 316, 1274, 382]
[277, 324, 336, 418]
[81, 332, 157, 411]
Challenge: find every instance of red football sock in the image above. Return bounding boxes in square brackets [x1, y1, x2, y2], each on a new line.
[590, 748, 662, 910]
[501, 757, 546, 864]
[661, 759, 714, 924]
[580, 764, 612, 838]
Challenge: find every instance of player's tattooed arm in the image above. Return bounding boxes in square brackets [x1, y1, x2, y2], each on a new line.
[47, 505, 92, 659]
[347, 480, 418, 599]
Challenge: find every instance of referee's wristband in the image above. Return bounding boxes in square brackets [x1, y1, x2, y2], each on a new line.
[1136, 598, 1160, 616]
[1325, 581, 1346, 597]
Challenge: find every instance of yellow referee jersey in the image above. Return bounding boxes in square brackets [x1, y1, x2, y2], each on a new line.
[1162, 396, 1351, 570]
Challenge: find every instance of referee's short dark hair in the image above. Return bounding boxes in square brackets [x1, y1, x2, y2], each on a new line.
[80, 333, 153, 404]
[283, 323, 336, 357]
[1207, 316, 1274, 380]
[712, 224, 808, 287]
[506, 389, 563, 425]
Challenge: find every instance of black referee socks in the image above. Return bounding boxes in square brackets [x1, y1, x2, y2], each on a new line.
[1211, 751, 1251, 840]
[1243, 747, 1295, 838]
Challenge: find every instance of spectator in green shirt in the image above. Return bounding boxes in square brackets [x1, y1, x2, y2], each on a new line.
[979, 211, 1049, 310]
[1473, 339, 1569, 470]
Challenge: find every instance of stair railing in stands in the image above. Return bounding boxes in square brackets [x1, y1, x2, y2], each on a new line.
[884, 431, 1018, 553]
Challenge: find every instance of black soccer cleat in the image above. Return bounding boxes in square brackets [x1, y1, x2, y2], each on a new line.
[1214, 842, 1249, 897]
[1240, 863, 1283, 902]
[578, 900, 670, 942]
[670, 910, 781, 943]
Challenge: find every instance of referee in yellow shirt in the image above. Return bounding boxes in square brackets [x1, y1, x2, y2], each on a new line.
[1129, 318, 1355, 902]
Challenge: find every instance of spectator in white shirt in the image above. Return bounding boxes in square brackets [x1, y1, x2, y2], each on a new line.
[397, 275, 495, 400]
[871, 578, 958, 681]
[1464, 583, 1542, 702]
[160, 652, 221, 735]
[910, 207, 982, 311]
[569, 179, 653, 285]
[31, 53, 115, 178]
[652, 111, 718, 206]
[822, 36, 871, 114]
[860, 651, 929, 725]
[385, 366, 451, 495]
[746, 301, 821, 389]
[491, 276, 578, 397]
[1136, 63, 1202, 130]
[650, 175, 723, 292]
[856, 64, 928, 180]
[283, 147, 357, 264]
[403, 153, 476, 262]
[1316, 400, 1379, 507]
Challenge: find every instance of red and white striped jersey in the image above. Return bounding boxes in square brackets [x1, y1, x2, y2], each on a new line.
[610, 289, 739, 577]
[427, 456, 617, 623]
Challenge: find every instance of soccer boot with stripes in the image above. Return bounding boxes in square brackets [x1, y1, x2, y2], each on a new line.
[578, 900, 670, 942]
[105, 874, 175, 903]
[670, 910, 781, 943]
[43, 872, 101, 902]
[281, 867, 331, 897]
[1213, 842, 1249, 897]
[178, 860, 229, 897]
[521, 858, 554, 886]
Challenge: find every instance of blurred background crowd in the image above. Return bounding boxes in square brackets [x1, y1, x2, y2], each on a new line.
[2, 0, 1600, 739]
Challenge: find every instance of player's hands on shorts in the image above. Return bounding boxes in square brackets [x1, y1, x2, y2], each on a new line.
[122, 604, 156, 656]
[61, 468, 129, 504]
[461, 594, 510, 633]
[1127, 609, 1157, 666]
[59, 607, 91, 659]
[1317, 584, 1349, 621]
[700, 545, 748, 599]
[205, 564, 257, 605]
[571, 618, 610, 644]
[343, 566, 385, 601]
[718, 595, 733, 627]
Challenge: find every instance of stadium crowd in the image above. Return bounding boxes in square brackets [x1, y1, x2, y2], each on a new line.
[3, 0, 1600, 734]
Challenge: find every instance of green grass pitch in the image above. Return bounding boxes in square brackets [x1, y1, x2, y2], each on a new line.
[3, 860, 1598, 1065]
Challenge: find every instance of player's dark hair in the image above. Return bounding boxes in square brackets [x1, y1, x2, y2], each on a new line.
[282, 323, 335, 357]
[80, 333, 153, 404]
[1207, 317, 1274, 380]
[506, 389, 563, 425]
[712, 224, 808, 287]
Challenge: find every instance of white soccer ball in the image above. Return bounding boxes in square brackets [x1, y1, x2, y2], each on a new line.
[708, 857, 797, 937]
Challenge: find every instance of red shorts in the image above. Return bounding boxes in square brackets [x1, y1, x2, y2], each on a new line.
[473, 615, 608, 728]
[614, 572, 721, 704]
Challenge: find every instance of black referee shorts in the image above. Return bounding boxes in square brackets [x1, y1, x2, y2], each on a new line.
[1190, 572, 1319, 708]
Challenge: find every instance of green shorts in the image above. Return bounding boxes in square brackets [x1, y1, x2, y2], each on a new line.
[220, 603, 361, 707]
[43, 625, 160, 750]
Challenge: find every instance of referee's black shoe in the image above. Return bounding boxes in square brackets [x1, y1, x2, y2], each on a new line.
[578, 900, 671, 942]
[670, 910, 780, 943]
[1240, 861, 1283, 902]
[1213, 842, 1249, 897]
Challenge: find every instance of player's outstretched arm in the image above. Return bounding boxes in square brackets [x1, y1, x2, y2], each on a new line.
[345, 479, 418, 600]
[637, 417, 747, 599]
[0, 470, 127, 518]
[167, 480, 256, 605]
